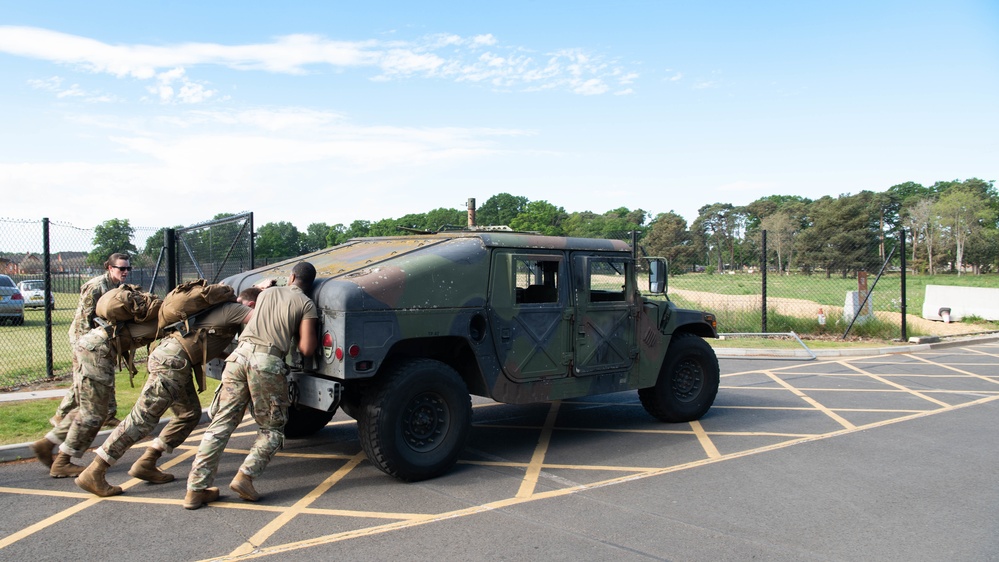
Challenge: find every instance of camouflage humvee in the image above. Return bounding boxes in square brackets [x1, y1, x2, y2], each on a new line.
[220, 231, 719, 482]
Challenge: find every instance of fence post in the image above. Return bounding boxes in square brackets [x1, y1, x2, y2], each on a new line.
[43, 218, 53, 378]
[899, 230, 907, 341]
[165, 228, 177, 290]
[761, 229, 767, 333]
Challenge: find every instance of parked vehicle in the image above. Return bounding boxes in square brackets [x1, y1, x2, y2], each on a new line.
[216, 230, 720, 482]
[17, 280, 55, 310]
[0, 274, 24, 325]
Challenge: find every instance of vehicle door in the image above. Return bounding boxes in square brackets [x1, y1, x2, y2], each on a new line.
[571, 254, 637, 376]
[488, 251, 571, 382]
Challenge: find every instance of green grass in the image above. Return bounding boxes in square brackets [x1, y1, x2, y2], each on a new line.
[0, 292, 78, 388]
[0, 367, 221, 446]
[668, 271, 999, 314]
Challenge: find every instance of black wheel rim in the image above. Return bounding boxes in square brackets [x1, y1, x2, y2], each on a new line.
[402, 391, 450, 452]
[672, 358, 704, 403]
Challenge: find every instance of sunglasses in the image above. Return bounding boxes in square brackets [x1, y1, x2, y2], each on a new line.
[111, 266, 133, 271]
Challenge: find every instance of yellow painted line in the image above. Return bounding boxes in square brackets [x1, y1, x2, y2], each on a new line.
[763, 371, 855, 429]
[0, 495, 100, 549]
[202, 394, 999, 561]
[907, 353, 999, 385]
[689, 420, 720, 458]
[227, 451, 367, 558]
[516, 401, 560, 498]
[839, 361, 952, 407]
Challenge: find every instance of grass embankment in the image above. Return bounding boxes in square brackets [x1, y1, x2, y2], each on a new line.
[0, 368, 221, 446]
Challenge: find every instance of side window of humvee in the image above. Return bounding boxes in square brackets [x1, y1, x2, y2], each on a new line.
[514, 258, 560, 304]
[587, 258, 627, 302]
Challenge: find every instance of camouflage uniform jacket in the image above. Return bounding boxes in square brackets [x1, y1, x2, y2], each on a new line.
[69, 272, 120, 345]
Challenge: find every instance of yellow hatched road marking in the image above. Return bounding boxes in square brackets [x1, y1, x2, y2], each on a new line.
[763, 370, 856, 429]
[516, 400, 561, 498]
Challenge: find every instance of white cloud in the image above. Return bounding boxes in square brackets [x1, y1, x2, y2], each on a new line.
[0, 25, 638, 97]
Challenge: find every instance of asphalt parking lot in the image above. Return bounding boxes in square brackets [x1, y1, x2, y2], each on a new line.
[1, 339, 998, 561]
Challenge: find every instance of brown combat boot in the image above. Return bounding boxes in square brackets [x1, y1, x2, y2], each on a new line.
[31, 438, 56, 468]
[76, 457, 122, 497]
[128, 448, 175, 483]
[50, 452, 85, 478]
[229, 471, 259, 501]
[183, 487, 220, 510]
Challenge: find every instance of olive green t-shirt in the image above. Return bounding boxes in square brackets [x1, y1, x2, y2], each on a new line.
[239, 285, 317, 356]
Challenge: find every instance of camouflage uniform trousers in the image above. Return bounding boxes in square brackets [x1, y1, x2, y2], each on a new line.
[46, 330, 115, 457]
[96, 337, 202, 465]
[187, 342, 289, 491]
[53, 348, 118, 422]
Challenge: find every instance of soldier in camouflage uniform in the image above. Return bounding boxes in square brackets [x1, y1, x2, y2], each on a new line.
[33, 316, 159, 478]
[49, 253, 131, 428]
[75, 300, 253, 497]
[185, 262, 317, 510]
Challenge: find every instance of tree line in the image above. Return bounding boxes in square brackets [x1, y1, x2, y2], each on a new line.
[90, 178, 996, 277]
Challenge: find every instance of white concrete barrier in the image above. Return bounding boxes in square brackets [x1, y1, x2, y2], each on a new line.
[922, 284, 999, 322]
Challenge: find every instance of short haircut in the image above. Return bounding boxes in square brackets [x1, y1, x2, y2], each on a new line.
[292, 261, 316, 289]
[238, 286, 262, 303]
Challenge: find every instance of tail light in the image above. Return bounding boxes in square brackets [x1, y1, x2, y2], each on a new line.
[11, 293, 23, 301]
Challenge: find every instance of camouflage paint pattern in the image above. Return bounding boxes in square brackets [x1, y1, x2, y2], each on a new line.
[47, 328, 116, 457]
[187, 342, 289, 490]
[58, 272, 121, 421]
[98, 337, 202, 463]
[218, 232, 716, 406]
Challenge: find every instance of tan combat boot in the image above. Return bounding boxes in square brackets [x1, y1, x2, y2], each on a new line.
[183, 487, 220, 510]
[76, 457, 123, 497]
[127, 448, 175, 483]
[30, 438, 56, 468]
[50, 452, 85, 478]
[229, 471, 259, 501]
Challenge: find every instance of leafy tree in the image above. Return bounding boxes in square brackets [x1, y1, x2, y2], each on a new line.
[934, 187, 992, 275]
[476, 193, 528, 227]
[509, 200, 568, 236]
[326, 223, 348, 247]
[255, 221, 302, 259]
[88, 219, 137, 267]
[643, 211, 694, 272]
[796, 193, 881, 278]
[302, 222, 332, 253]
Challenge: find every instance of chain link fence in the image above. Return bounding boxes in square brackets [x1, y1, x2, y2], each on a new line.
[1, 215, 253, 389]
[667, 230, 906, 341]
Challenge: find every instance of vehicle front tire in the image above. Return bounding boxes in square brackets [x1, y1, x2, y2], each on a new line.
[639, 332, 719, 422]
[283, 405, 336, 438]
[358, 359, 471, 482]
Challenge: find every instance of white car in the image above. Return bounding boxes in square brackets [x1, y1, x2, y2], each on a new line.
[17, 279, 55, 310]
[0, 274, 24, 325]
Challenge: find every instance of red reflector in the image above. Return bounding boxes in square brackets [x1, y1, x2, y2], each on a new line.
[335, 347, 343, 360]
[348, 344, 360, 357]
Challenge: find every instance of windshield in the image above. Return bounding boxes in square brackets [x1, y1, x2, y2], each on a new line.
[0, 276, 14, 287]
[22, 281, 44, 290]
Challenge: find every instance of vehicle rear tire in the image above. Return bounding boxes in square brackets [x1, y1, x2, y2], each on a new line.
[283, 406, 335, 438]
[13, 315, 23, 326]
[639, 332, 719, 422]
[358, 359, 471, 482]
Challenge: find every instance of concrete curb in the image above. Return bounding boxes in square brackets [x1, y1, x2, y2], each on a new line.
[0, 411, 211, 464]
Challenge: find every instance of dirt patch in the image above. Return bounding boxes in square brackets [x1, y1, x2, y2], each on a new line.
[670, 289, 991, 337]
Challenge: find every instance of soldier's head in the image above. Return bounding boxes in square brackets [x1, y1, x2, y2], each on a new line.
[237, 286, 263, 309]
[289, 261, 316, 292]
[105, 253, 132, 283]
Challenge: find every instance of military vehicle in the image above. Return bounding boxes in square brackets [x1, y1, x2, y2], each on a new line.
[219, 230, 719, 482]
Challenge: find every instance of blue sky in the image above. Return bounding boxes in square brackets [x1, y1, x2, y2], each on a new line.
[2, 1, 997, 235]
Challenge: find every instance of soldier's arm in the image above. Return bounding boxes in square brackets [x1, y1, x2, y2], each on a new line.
[297, 317, 318, 357]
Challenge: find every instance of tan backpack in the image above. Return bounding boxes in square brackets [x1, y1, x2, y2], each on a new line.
[157, 279, 237, 338]
[96, 284, 161, 324]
